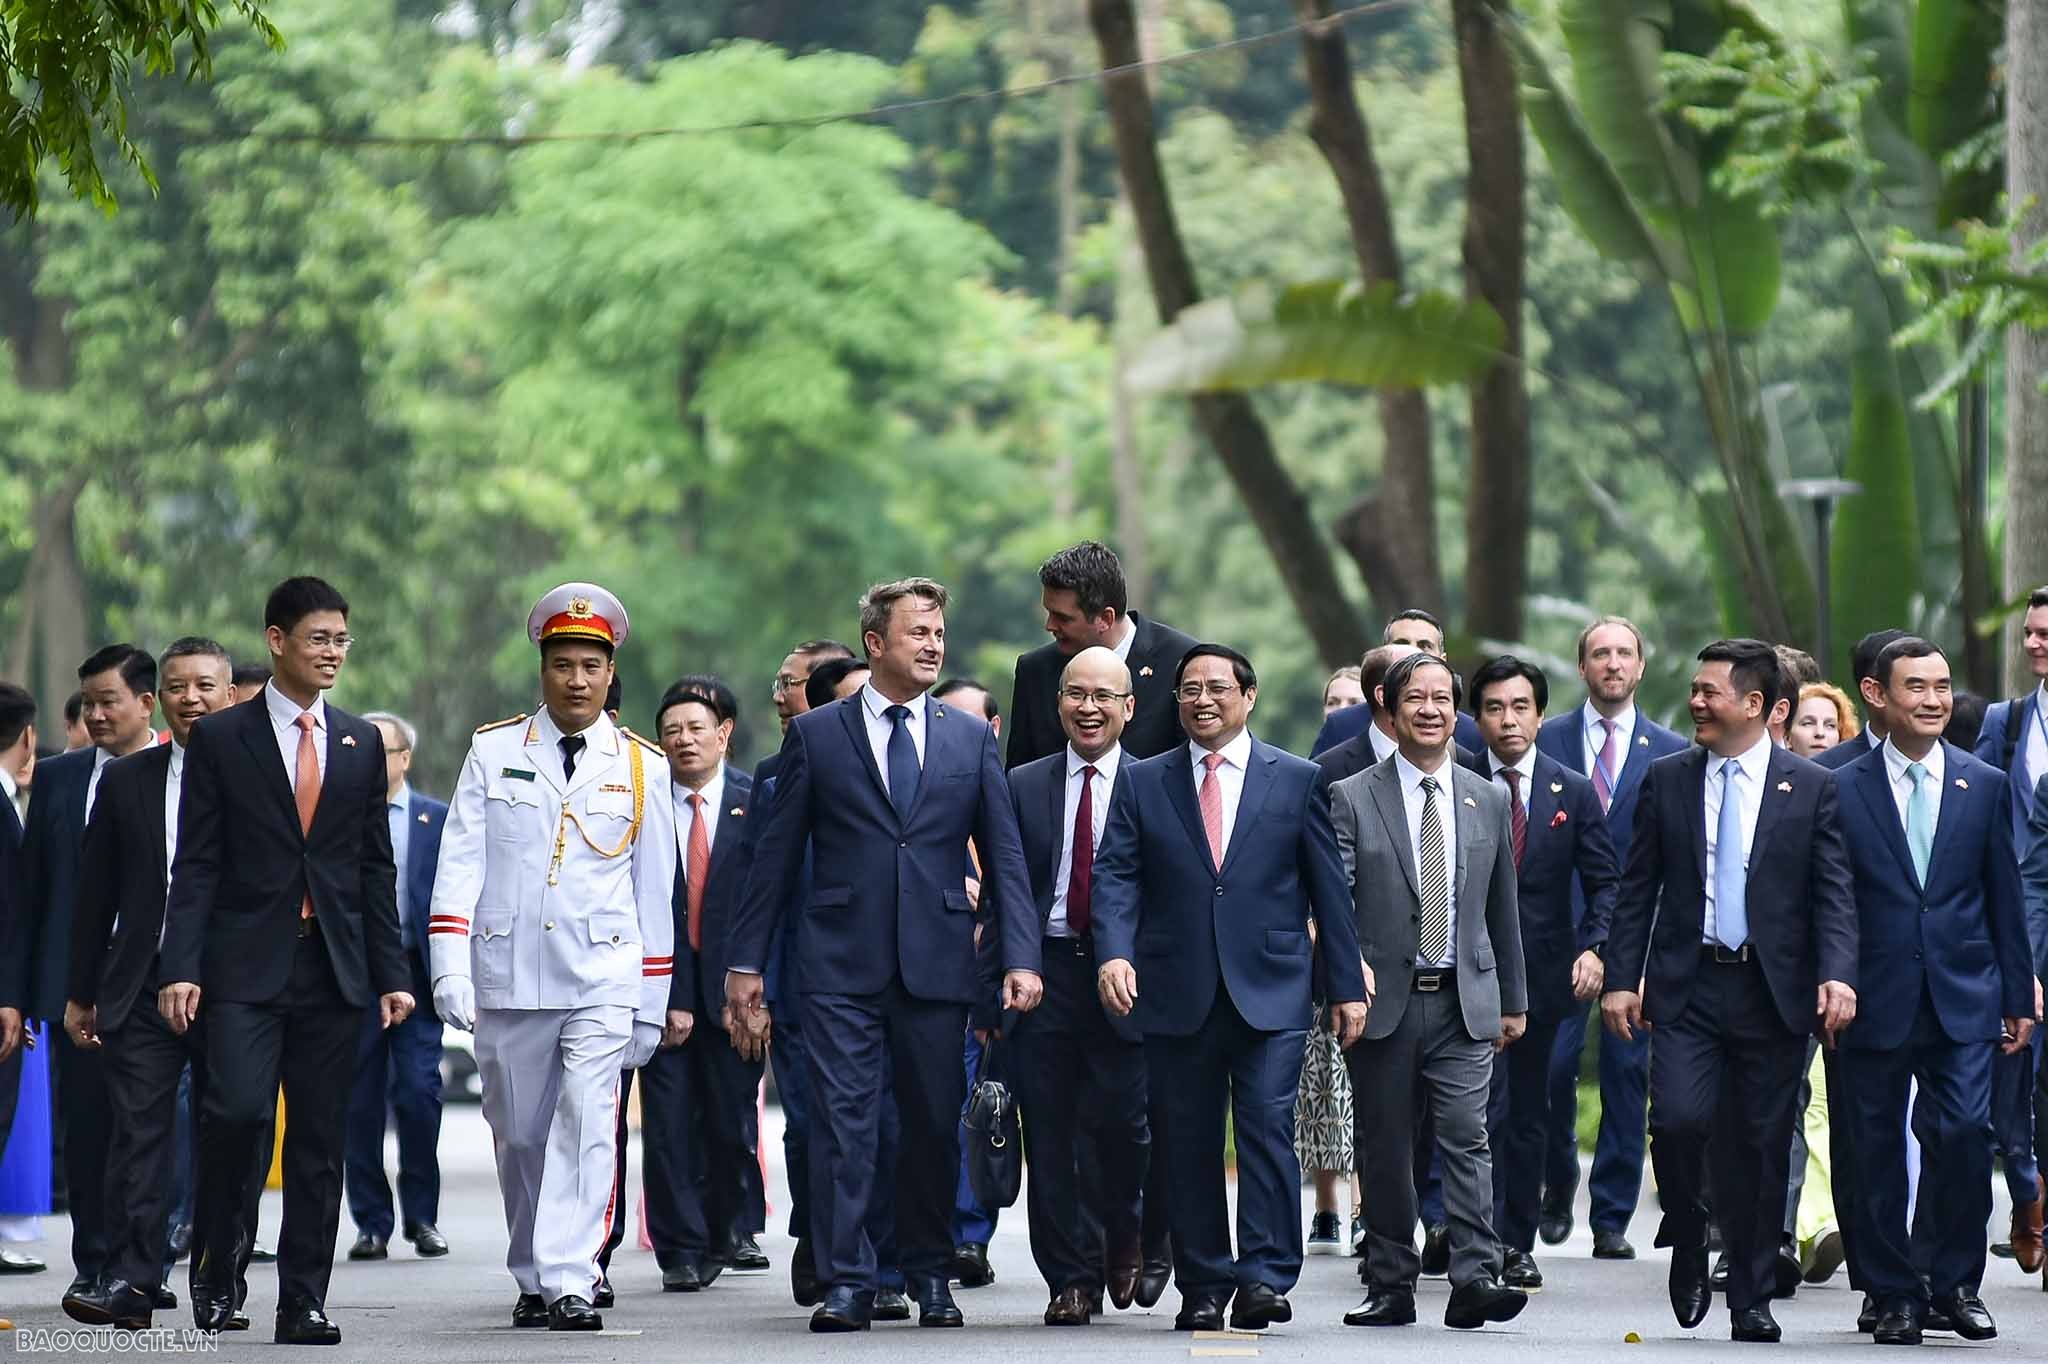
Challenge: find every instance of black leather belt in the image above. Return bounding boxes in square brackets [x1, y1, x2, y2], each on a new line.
[1042, 934, 1092, 955]
[1412, 969, 1455, 992]
[299, 915, 321, 940]
[1702, 942, 1752, 963]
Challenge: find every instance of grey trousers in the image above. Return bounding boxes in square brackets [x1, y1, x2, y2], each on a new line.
[1350, 986, 1502, 1290]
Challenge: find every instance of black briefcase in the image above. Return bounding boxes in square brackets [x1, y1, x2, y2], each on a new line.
[962, 1039, 1022, 1209]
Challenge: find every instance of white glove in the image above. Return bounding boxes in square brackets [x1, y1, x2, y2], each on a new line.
[432, 975, 475, 1033]
[624, 1020, 661, 1069]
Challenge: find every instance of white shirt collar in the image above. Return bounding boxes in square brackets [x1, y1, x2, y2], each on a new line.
[1369, 721, 1398, 763]
[861, 681, 927, 723]
[1582, 700, 1636, 736]
[1109, 615, 1137, 662]
[1883, 737, 1946, 787]
[534, 704, 613, 750]
[675, 765, 727, 810]
[1714, 732, 1776, 783]
[1190, 728, 1253, 773]
[170, 739, 186, 774]
[1489, 747, 1537, 782]
[2036, 680, 2048, 710]
[1394, 747, 1456, 792]
[92, 745, 119, 775]
[0, 765, 16, 803]
[263, 680, 326, 734]
[388, 778, 409, 810]
[1067, 742, 1123, 781]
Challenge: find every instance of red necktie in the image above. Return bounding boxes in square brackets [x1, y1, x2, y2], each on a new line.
[1504, 768, 1527, 870]
[686, 792, 709, 952]
[295, 712, 321, 919]
[1199, 752, 1225, 868]
[1066, 764, 1098, 935]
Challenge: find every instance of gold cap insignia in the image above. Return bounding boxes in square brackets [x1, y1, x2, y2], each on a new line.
[568, 596, 594, 619]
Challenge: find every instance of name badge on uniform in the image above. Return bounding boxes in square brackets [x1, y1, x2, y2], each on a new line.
[600, 783, 632, 794]
[501, 767, 538, 782]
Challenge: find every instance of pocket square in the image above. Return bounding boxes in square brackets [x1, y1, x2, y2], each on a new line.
[1550, 810, 1568, 828]
[341, 734, 357, 747]
[1776, 780, 1792, 793]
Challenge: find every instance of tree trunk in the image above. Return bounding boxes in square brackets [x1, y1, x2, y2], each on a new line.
[1956, 376, 1998, 689]
[1453, 0, 1529, 649]
[1293, 0, 1444, 626]
[2007, 0, 2048, 694]
[1088, 0, 1368, 667]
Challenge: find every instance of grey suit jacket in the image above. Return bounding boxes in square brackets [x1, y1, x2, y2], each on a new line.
[1328, 756, 1526, 1042]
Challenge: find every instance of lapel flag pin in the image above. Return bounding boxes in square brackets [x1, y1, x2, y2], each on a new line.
[341, 734, 357, 747]
[1638, 735, 1649, 746]
[1139, 665, 1154, 678]
[1463, 796, 1477, 808]
[1776, 780, 1792, 793]
[1955, 778, 1969, 790]
[418, 812, 430, 824]
[1549, 781, 1563, 794]
[1550, 810, 1568, 828]
[730, 806, 745, 817]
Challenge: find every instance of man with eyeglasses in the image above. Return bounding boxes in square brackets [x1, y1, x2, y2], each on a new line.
[159, 577, 414, 1345]
[1092, 643, 1368, 1333]
[1001, 647, 1152, 1325]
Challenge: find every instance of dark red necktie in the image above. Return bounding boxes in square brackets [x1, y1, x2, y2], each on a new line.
[1504, 768, 1527, 870]
[1066, 764, 1098, 934]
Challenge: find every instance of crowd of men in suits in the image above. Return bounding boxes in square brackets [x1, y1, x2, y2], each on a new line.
[1, 547, 2046, 1349]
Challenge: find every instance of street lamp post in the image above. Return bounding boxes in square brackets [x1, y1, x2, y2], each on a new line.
[1779, 478, 1863, 670]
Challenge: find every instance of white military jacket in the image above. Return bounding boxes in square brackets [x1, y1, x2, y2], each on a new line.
[428, 707, 677, 1023]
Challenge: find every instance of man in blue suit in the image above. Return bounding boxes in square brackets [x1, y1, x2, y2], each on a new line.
[345, 712, 451, 1263]
[726, 577, 1042, 1333]
[1311, 611, 1482, 759]
[1972, 589, 2048, 1269]
[1834, 637, 2034, 1344]
[1531, 615, 1685, 1257]
[15, 644, 161, 1315]
[1093, 643, 1368, 1333]
[1461, 657, 1618, 1291]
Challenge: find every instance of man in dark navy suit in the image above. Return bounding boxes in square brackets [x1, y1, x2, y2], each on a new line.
[0, 682, 36, 1276]
[1092, 643, 1368, 1333]
[642, 676, 763, 1291]
[1602, 638, 1857, 1343]
[14, 643, 160, 1316]
[1002, 645, 1151, 1325]
[726, 577, 1042, 1333]
[1532, 616, 1686, 1258]
[1460, 657, 1618, 1291]
[344, 712, 451, 1263]
[1310, 611, 1482, 758]
[1004, 541, 1197, 770]
[1835, 637, 2034, 1344]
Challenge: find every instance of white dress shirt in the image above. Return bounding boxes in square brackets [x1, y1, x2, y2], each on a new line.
[85, 745, 118, 823]
[2023, 682, 2048, 794]
[1368, 723, 1398, 765]
[160, 741, 187, 947]
[1050, 743, 1123, 938]
[1395, 750, 1460, 967]
[1189, 729, 1254, 863]
[1489, 747, 1537, 800]
[0, 764, 18, 824]
[674, 766, 727, 860]
[1109, 615, 1137, 663]
[861, 683, 929, 794]
[1581, 701, 1638, 787]
[1702, 733, 1773, 944]
[1881, 737, 1945, 840]
[264, 682, 329, 792]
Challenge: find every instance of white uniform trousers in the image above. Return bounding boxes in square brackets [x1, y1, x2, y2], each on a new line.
[476, 1004, 634, 1302]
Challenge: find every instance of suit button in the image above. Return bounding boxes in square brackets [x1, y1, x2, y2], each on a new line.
[1913, 951, 1923, 961]
[900, 841, 908, 849]
[544, 921, 554, 930]
[611, 933, 622, 945]
[1215, 886, 1224, 896]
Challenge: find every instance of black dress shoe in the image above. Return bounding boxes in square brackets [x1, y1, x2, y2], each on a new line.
[1709, 1252, 1730, 1292]
[547, 1294, 602, 1331]
[1872, 1301, 1922, 1346]
[152, 1283, 178, 1310]
[1922, 1303, 1954, 1333]
[1106, 1232, 1141, 1310]
[275, 1303, 343, 1345]
[1445, 1276, 1528, 1330]
[1502, 1249, 1543, 1290]
[791, 1238, 821, 1307]
[250, 1241, 277, 1262]
[1344, 1285, 1417, 1327]
[83, 1279, 153, 1331]
[1772, 1243, 1802, 1299]
[347, 1232, 388, 1261]
[168, 1222, 193, 1262]
[695, 1253, 725, 1289]
[872, 1287, 912, 1321]
[512, 1293, 548, 1328]
[1135, 1255, 1171, 1308]
[1229, 1283, 1292, 1330]
[593, 1275, 615, 1308]
[193, 1291, 237, 1333]
[0, 1247, 45, 1273]
[1045, 1286, 1093, 1326]
[663, 1262, 703, 1292]
[405, 1224, 449, 1258]
[728, 1234, 769, 1271]
[1857, 1293, 1880, 1334]
[810, 1286, 873, 1333]
[1730, 1304, 1781, 1343]
[1670, 1247, 1712, 1329]
[951, 1241, 994, 1288]
[1172, 1295, 1227, 1331]
[62, 1276, 117, 1326]
[226, 1312, 251, 1331]
[1420, 1223, 1451, 1277]
[1592, 1230, 1636, 1260]
[1929, 1291, 1994, 1340]
[1539, 1201, 1573, 1247]
[916, 1279, 964, 1327]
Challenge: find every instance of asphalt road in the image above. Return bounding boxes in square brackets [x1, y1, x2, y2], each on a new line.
[5, 1102, 2047, 1360]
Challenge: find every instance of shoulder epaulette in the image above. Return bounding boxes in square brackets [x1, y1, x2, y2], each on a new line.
[620, 726, 663, 755]
[474, 713, 528, 734]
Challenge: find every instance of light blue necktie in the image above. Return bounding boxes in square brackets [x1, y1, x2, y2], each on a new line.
[1905, 760, 1933, 885]
[1714, 758, 1748, 949]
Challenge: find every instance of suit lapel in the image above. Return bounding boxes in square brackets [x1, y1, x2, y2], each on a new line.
[306, 712, 351, 842]
[1218, 740, 1276, 878]
[1449, 764, 1475, 899]
[1686, 748, 1710, 883]
[562, 717, 615, 804]
[1924, 742, 1967, 889]
[905, 699, 950, 825]
[1745, 747, 1794, 880]
[707, 770, 749, 885]
[1613, 712, 1655, 805]
[835, 694, 893, 812]
[1368, 762, 1421, 901]
[1043, 758, 1067, 891]
[238, 700, 300, 838]
[1526, 754, 1563, 861]
[1161, 745, 1216, 874]
[1850, 746, 1917, 886]
[142, 748, 169, 885]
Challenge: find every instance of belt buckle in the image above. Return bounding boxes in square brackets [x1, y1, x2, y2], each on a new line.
[1710, 943, 1747, 964]
[299, 916, 317, 940]
[1414, 971, 1443, 993]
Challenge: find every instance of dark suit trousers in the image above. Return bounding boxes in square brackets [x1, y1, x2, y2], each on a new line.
[52, 1030, 112, 1281]
[1543, 1001, 1651, 1233]
[1646, 957, 1806, 1313]
[639, 1024, 764, 1267]
[344, 1004, 445, 1239]
[803, 979, 965, 1291]
[199, 933, 362, 1310]
[1010, 939, 1149, 1294]
[1491, 1010, 1567, 1252]
[1146, 991, 1306, 1298]
[1836, 1000, 1995, 1301]
[771, 1015, 812, 1241]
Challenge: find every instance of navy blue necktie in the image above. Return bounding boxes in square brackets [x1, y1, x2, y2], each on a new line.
[885, 704, 921, 822]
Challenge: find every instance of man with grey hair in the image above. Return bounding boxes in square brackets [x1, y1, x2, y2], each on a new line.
[727, 576, 1043, 1332]
[344, 711, 451, 1263]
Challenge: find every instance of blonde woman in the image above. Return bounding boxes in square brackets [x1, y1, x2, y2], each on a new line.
[1787, 682, 1859, 758]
